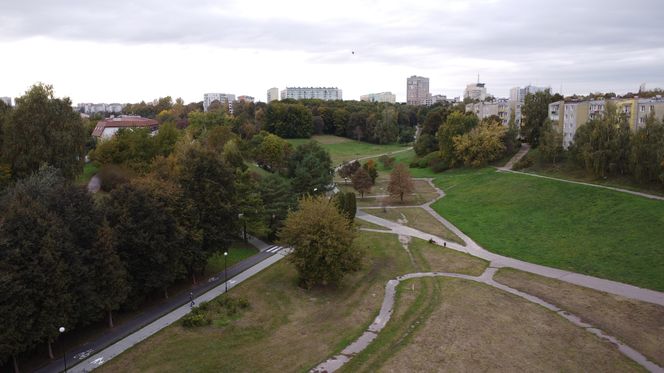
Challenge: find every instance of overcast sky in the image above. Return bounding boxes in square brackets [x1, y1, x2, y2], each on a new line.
[1, 0, 663, 104]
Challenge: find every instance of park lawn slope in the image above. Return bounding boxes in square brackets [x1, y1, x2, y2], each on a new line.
[286, 135, 408, 165]
[431, 167, 664, 291]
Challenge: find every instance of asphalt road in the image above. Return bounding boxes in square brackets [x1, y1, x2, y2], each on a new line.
[34, 249, 281, 373]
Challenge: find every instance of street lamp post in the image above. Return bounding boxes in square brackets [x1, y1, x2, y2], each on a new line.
[224, 251, 228, 293]
[58, 327, 67, 373]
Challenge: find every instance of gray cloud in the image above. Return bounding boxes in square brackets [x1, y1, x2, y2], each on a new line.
[1, 0, 663, 96]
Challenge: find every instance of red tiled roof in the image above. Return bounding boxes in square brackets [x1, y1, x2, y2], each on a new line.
[92, 116, 159, 137]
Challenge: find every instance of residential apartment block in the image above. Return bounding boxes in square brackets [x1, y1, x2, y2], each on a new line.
[465, 99, 512, 126]
[280, 87, 342, 101]
[407, 76, 430, 106]
[203, 93, 236, 112]
[549, 95, 664, 148]
[509, 85, 548, 103]
[360, 92, 396, 103]
[77, 102, 124, 114]
[464, 82, 486, 101]
[267, 88, 279, 103]
[0, 97, 11, 106]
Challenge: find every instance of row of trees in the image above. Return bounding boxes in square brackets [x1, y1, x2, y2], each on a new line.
[569, 107, 664, 184]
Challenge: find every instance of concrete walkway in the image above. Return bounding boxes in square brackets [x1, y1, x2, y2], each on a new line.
[356, 179, 664, 307]
[498, 168, 664, 201]
[65, 243, 289, 372]
[311, 266, 663, 373]
[500, 143, 531, 170]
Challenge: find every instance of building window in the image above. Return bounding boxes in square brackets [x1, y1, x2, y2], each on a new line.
[640, 105, 646, 112]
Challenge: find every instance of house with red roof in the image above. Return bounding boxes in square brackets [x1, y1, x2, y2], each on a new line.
[92, 115, 159, 140]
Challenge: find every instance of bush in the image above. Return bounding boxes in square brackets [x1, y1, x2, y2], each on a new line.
[378, 155, 395, 169]
[97, 164, 132, 192]
[513, 155, 534, 170]
[181, 307, 211, 328]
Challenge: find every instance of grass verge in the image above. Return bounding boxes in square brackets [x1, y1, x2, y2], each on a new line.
[494, 267, 664, 366]
[286, 135, 408, 165]
[379, 278, 643, 372]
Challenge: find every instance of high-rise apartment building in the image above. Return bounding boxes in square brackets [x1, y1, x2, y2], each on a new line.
[360, 92, 396, 103]
[280, 87, 342, 101]
[509, 85, 548, 103]
[465, 99, 512, 126]
[267, 88, 279, 103]
[203, 93, 236, 112]
[464, 82, 487, 101]
[406, 76, 430, 106]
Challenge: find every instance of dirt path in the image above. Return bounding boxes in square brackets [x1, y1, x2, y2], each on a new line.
[499, 143, 531, 170]
[311, 266, 663, 373]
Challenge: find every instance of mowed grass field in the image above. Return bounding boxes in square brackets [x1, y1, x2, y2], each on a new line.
[286, 135, 408, 165]
[431, 167, 664, 291]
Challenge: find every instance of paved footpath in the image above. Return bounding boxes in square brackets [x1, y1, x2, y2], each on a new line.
[356, 178, 664, 307]
[36, 237, 288, 373]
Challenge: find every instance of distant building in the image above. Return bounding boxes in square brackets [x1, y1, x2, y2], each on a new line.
[92, 115, 159, 140]
[77, 103, 124, 115]
[237, 95, 254, 103]
[267, 88, 279, 103]
[464, 82, 486, 101]
[360, 92, 396, 103]
[465, 98, 512, 125]
[406, 76, 430, 106]
[280, 87, 342, 101]
[509, 85, 548, 103]
[203, 93, 236, 112]
[0, 97, 11, 106]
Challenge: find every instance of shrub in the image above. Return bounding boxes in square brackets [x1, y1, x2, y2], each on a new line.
[378, 154, 395, 169]
[97, 164, 132, 192]
[181, 307, 211, 328]
[513, 155, 534, 170]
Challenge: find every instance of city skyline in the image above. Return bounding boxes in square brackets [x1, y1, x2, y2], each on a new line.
[1, 0, 663, 104]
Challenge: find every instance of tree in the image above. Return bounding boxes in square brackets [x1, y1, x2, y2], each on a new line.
[104, 181, 183, 302]
[337, 160, 361, 183]
[333, 192, 357, 222]
[278, 196, 361, 289]
[452, 120, 507, 167]
[258, 174, 297, 238]
[179, 147, 238, 279]
[265, 102, 313, 138]
[538, 120, 564, 164]
[503, 110, 520, 156]
[629, 115, 664, 184]
[288, 141, 333, 195]
[520, 89, 553, 147]
[235, 170, 268, 238]
[362, 159, 378, 184]
[90, 222, 129, 328]
[333, 108, 350, 137]
[387, 163, 414, 202]
[254, 132, 293, 173]
[351, 167, 373, 197]
[437, 112, 478, 167]
[570, 103, 630, 178]
[374, 107, 399, 144]
[2, 84, 86, 180]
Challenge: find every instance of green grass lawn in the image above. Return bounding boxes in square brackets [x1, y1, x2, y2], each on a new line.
[286, 135, 408, 165]
[206, 241, 259, 275]
[431, 167, 664, 291]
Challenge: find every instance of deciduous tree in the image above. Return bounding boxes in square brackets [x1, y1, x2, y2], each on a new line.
[351, 167, 373, 197]
[278, 196, 361, 289]
[387, 163, 414, 202]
